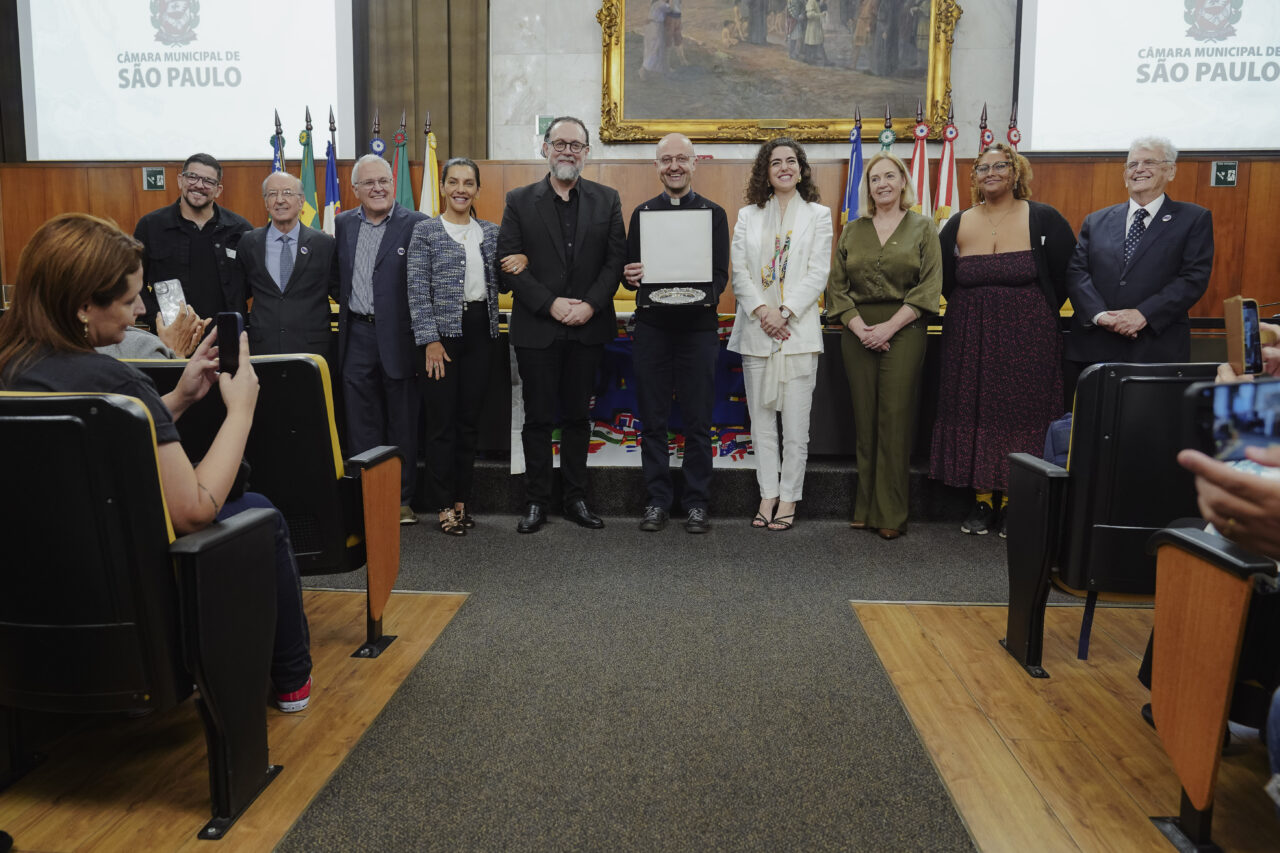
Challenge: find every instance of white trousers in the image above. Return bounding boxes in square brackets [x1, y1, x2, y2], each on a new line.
[741, 352, 818, 502]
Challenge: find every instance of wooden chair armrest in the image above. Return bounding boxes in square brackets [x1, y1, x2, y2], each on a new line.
[345, 445, 400, 475]
[1146, 527, 1278, 583]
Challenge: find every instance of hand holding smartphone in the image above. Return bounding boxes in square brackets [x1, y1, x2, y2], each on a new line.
[215, 312, 244, 375]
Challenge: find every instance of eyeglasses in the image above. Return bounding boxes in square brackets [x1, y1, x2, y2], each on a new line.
[1125, 158, 1171, 172]
[180, 172, 220, 188]
[549, 140, 588, 154]
[659, 155, 692, 167]
[974, 162, 1012, 176]
[265, 189, 301, 200]
[356, 177, 393, 190]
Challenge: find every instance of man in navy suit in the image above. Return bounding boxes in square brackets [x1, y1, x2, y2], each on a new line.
[498, 116, 627, 533]
[336, 154, 428, 524]
[1065, 136, 1214, 394]
[236, 171, 338, 363]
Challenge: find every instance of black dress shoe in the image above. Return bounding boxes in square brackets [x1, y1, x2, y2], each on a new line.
[517, 503, 546, 534]
[563, 499, 604, 529]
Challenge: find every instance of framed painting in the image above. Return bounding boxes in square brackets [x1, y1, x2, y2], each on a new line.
[597, 0, 962, 143]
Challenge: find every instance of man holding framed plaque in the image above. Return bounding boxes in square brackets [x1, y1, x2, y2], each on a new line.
[622, 133, 730, 533]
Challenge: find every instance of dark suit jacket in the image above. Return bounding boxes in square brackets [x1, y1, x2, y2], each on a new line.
[1065, 195, 1214, 364]
[335, 203, 428, 380]
[237, 223, 338, 357]
[497, 175, 627, 349]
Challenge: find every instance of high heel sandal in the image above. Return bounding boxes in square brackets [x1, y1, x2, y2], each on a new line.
[768, 513, 795, 531]
[455, 507, 476, 529]
[751, 501, 777, 528]
[438, 508, 466, 536]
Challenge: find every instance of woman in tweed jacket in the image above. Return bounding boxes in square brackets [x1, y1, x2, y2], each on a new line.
[407, 157, 501, 536]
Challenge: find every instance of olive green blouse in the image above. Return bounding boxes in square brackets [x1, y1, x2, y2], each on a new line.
[825, 210, 942, 326]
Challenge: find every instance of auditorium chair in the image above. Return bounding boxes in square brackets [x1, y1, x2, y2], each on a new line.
[136, 354, 402, 657]
[1002, 362, 1219, 677]
[0, 392, 280, 840]
[1144, 526, 1277, 851]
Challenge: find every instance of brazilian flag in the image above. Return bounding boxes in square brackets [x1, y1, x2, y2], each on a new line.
[298, 129, 320, 229]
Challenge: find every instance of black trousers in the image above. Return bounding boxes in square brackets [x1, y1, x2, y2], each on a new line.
[422, 303, 495, 511]
[633, 323, 719, 511]
[516, 338, 603, 507]
[342, 319, 421, 505]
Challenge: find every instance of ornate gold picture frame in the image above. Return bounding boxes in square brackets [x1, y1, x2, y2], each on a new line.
[597, 0, 962, 143]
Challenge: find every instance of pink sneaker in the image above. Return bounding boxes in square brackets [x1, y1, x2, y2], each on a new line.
[276, 677, 312, 712]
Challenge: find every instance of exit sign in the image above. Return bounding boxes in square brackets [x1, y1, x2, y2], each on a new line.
[142, 167, 166, 191]
[1211, 161, 1238, 187]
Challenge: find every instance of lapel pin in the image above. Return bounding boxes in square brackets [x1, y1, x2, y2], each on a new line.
[300, 246, 309, 255]
[1161, 214, 1171, 222]
[397, 247, 406, 256]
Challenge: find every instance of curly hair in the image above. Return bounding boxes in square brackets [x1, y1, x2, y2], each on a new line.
[745, 137, 821, 207]
[970, 142, 1033, 206]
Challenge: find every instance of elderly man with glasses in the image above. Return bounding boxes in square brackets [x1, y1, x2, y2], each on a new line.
[1064, 136, 1215, 397]
[498, 116, 627, 534]
[335, 153, 429, 524]
[133, 152, 252, 326]
[235, 171, 338, 363]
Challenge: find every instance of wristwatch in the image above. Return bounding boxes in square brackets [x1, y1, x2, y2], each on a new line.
[780, 306, 793, 321]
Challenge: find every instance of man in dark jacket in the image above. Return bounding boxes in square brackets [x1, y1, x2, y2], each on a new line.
[133, 152, 252, 323]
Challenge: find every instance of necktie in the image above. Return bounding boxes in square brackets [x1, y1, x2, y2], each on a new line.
[1124, 208, 1148, 266]
[278, 234, 294, 291]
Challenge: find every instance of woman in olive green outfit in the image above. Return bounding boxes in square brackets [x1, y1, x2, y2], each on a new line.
[826, 151, 941, 539]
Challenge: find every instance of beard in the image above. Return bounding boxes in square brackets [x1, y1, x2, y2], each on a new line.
[550, 160, 582, 182]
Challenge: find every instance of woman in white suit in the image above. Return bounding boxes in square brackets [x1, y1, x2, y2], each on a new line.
[728, 137, 833, 531]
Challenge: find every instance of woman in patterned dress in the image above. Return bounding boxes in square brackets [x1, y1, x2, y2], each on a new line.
[930, 142, 1076, 535]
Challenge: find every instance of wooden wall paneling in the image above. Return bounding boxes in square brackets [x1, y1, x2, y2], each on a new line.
[1242, 161, 1280, 317]
[217, 164, 270, 228]
[86, 167, 146, 237]
[1193, 159, 1252, 313]
[0, 165, 90, 282]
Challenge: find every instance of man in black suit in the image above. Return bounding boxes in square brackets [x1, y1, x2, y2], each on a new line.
[336, 154, 428, 525]
[621, 133, 729, 534]
[1065, 136, 1214, 395]
[237, 172, 338, 362]
[498, 116, 627, 533]
[133, 152, 252, 325]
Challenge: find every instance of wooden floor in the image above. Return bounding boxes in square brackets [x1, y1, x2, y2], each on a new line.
[856, 601, 1280, 853]
[0, 589, 466, 852]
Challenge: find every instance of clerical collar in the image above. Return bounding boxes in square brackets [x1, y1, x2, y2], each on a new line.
[664, 190, 696, 207]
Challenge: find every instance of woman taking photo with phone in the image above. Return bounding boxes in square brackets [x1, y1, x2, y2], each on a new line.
[0, 212, 313, 711]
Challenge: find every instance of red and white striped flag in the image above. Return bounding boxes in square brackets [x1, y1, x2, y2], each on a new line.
[934, 112, 960, 229]
[909, 110, 932, 219]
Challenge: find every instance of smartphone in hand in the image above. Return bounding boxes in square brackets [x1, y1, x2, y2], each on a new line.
[1224, 295, 1263, 376]
[215, 312, 244, 375]
[1186, 378, 1280, 462]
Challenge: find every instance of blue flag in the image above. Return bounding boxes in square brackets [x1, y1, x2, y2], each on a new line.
[323, 140, 341, 236]
[841, 123, 863, 225]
